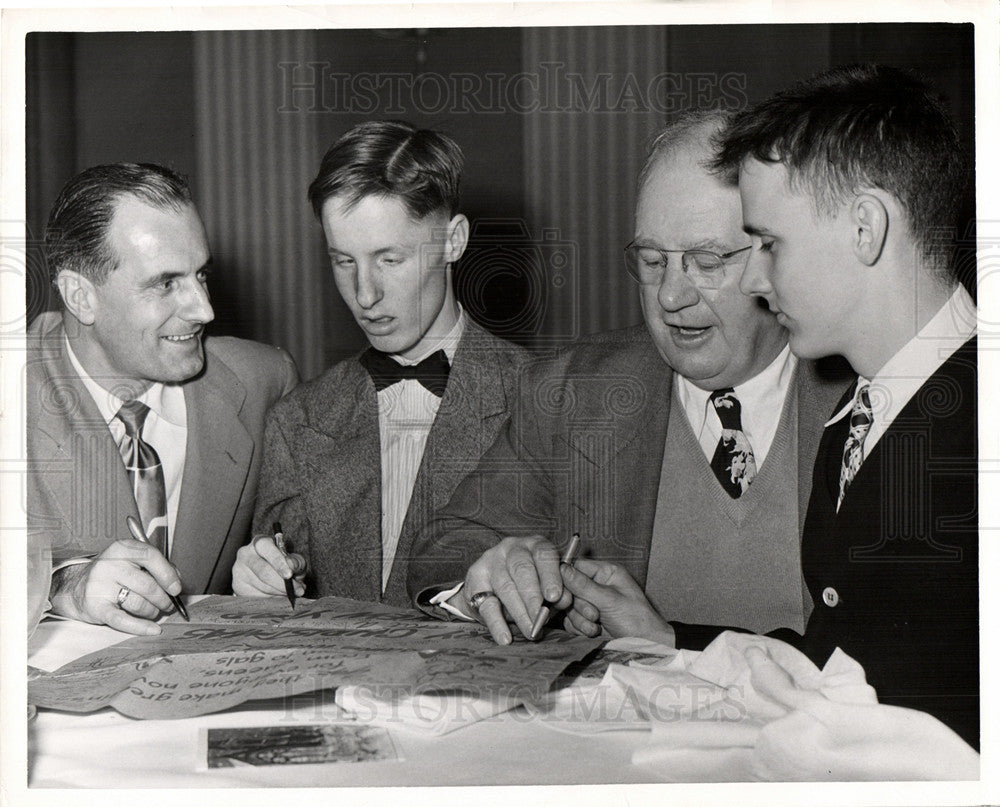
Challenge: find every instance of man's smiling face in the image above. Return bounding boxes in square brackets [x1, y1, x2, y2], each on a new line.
[80, 197, 215, 390]
[635, 150, 787, 390]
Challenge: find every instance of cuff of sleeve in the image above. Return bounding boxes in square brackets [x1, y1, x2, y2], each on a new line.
[426, 582, 476, 621]
[52, 556, 94, 574]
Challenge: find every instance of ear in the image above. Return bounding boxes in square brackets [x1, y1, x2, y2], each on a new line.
[851, 193, 888, 267]
[443, 214, 470, 264]
[55, 270, 99, 326]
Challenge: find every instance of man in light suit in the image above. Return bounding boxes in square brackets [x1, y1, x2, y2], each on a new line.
[29, 162, 298, 635]
[407, 112, 847, 644]
[232, 121, 529, 608]
[717, 64, 978, 749]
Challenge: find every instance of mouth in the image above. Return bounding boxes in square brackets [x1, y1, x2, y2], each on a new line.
[667, 323, 712, 337]
[162, 331, 201, 344]
[360, 315, 395, 333]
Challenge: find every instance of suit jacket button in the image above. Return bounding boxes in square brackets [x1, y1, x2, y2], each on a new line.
[822, 586, 839, 607]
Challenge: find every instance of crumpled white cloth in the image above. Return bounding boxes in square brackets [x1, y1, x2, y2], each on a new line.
[625, 631, 978, 781]
[527, 631, 977, 781]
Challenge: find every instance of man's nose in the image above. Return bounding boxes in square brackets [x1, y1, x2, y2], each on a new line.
[354, 263, 382, 309]
[180, 276, 215, 324]
[656, 258, 700, 312]
[739, 249, 771, 297]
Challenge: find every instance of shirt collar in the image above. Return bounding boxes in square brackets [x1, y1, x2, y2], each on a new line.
[676, 343, 795, 437]
[391, 305, 466, 366]
[64, 336, 186, 427]
[824, 285, 976, 429]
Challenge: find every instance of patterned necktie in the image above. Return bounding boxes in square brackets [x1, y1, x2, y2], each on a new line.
[116, 400, 169, 554]
[709, 388, 758, 498]
[360, 348, 451, 397]
[837, 380, 873, 512]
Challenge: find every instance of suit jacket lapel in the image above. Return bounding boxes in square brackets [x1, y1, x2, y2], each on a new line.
[619, 336, 672, 587]
[30, 316, 140, 557]
[795, 363, 853, 532]
[385, 321, 509, 605]
[559, 329, 672, 588]
[297, 363, 383, 601]
[171, 357, 253, 593]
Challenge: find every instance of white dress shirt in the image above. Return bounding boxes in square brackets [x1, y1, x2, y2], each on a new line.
[824, 285, 977, 459]
[65, 338, 187, 555]
[377, 309, 465, 592]
[676, 343, 797, 468]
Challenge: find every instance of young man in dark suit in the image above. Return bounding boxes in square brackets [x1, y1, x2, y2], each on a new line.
[232, 121, 529, 607]
[718, 63, 978, 749]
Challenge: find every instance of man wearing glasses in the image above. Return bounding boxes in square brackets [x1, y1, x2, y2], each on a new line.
[408, 111, 845, 644]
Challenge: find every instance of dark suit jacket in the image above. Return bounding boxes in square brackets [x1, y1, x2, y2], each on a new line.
[794, 338, 979, 748]
[407, 325, 846, 604]
[252, 319, 530, 608]
[27, 311, 299, 594]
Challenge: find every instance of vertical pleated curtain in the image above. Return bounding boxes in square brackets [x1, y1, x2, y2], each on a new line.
[522, 26, 668, 341]
[193, 30, 327, 380]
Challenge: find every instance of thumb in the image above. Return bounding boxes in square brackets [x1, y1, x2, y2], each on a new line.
[560, 562, 606, 604]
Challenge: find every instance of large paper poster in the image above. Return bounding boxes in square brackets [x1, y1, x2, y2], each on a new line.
[28, 596, 604, 719]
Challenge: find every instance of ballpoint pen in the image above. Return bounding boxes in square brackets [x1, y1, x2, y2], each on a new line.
[272, 521, 297, 610]
[125, 515, 190, 621]
[529, 533, 581, 640]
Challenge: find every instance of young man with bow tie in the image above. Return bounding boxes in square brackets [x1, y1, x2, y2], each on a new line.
[232, 121, 529, 607]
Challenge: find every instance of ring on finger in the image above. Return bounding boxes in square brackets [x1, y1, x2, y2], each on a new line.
[468, 590, 496, 612]
[116, 586, 130, 608]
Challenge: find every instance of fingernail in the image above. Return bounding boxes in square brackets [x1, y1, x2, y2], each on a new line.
[500, 632, 512, 646]
[545, 587, 560, 602]
[147, 625, 162, 635]
[168, 582, 182, 596]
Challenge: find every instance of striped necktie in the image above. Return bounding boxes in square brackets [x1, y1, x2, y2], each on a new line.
[116, 399, 169, 554]
[837, 380, 873, 512]
[709, 388, 758, 498]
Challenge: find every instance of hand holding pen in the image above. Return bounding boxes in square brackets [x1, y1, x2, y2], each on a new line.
[125, 515, 189, 621]
[460, 533, 582, 645]
[231, 523, 307, 601]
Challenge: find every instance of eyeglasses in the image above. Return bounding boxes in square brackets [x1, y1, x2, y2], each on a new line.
[623, 241, 752, 289]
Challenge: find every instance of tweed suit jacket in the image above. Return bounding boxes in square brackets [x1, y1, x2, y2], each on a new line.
[407, 325, 846, 604]
[27, 311, 299, 594]
[252, 319, 530, 608]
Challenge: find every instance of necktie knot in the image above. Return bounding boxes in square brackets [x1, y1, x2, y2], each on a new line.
[709, 388, 744, 430]
[116, 399, 151, 437]
[708, 388, 757, 498]
[360, 348, 451, 397]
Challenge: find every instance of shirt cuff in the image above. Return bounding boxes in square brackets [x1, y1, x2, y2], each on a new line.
[429, 581, 476, 621]
[52, 556, 94, 574]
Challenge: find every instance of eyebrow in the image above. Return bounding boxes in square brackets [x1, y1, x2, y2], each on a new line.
[326, 246, 410, 257]
[632, 237, 739, 252]
[143, 258, 212, 289]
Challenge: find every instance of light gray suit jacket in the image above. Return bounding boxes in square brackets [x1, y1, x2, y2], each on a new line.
[252, 319, 530, 608]
[27, 311, 298, 594]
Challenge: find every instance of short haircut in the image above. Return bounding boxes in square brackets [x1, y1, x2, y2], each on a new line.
[308, 120, 464, 220]
[712, 63, 966, 278]
[638, 109, 734, 195]
[45, 162, 193, 285]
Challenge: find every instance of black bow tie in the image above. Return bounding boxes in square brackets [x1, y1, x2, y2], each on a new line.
[360, 348, 451, 397]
